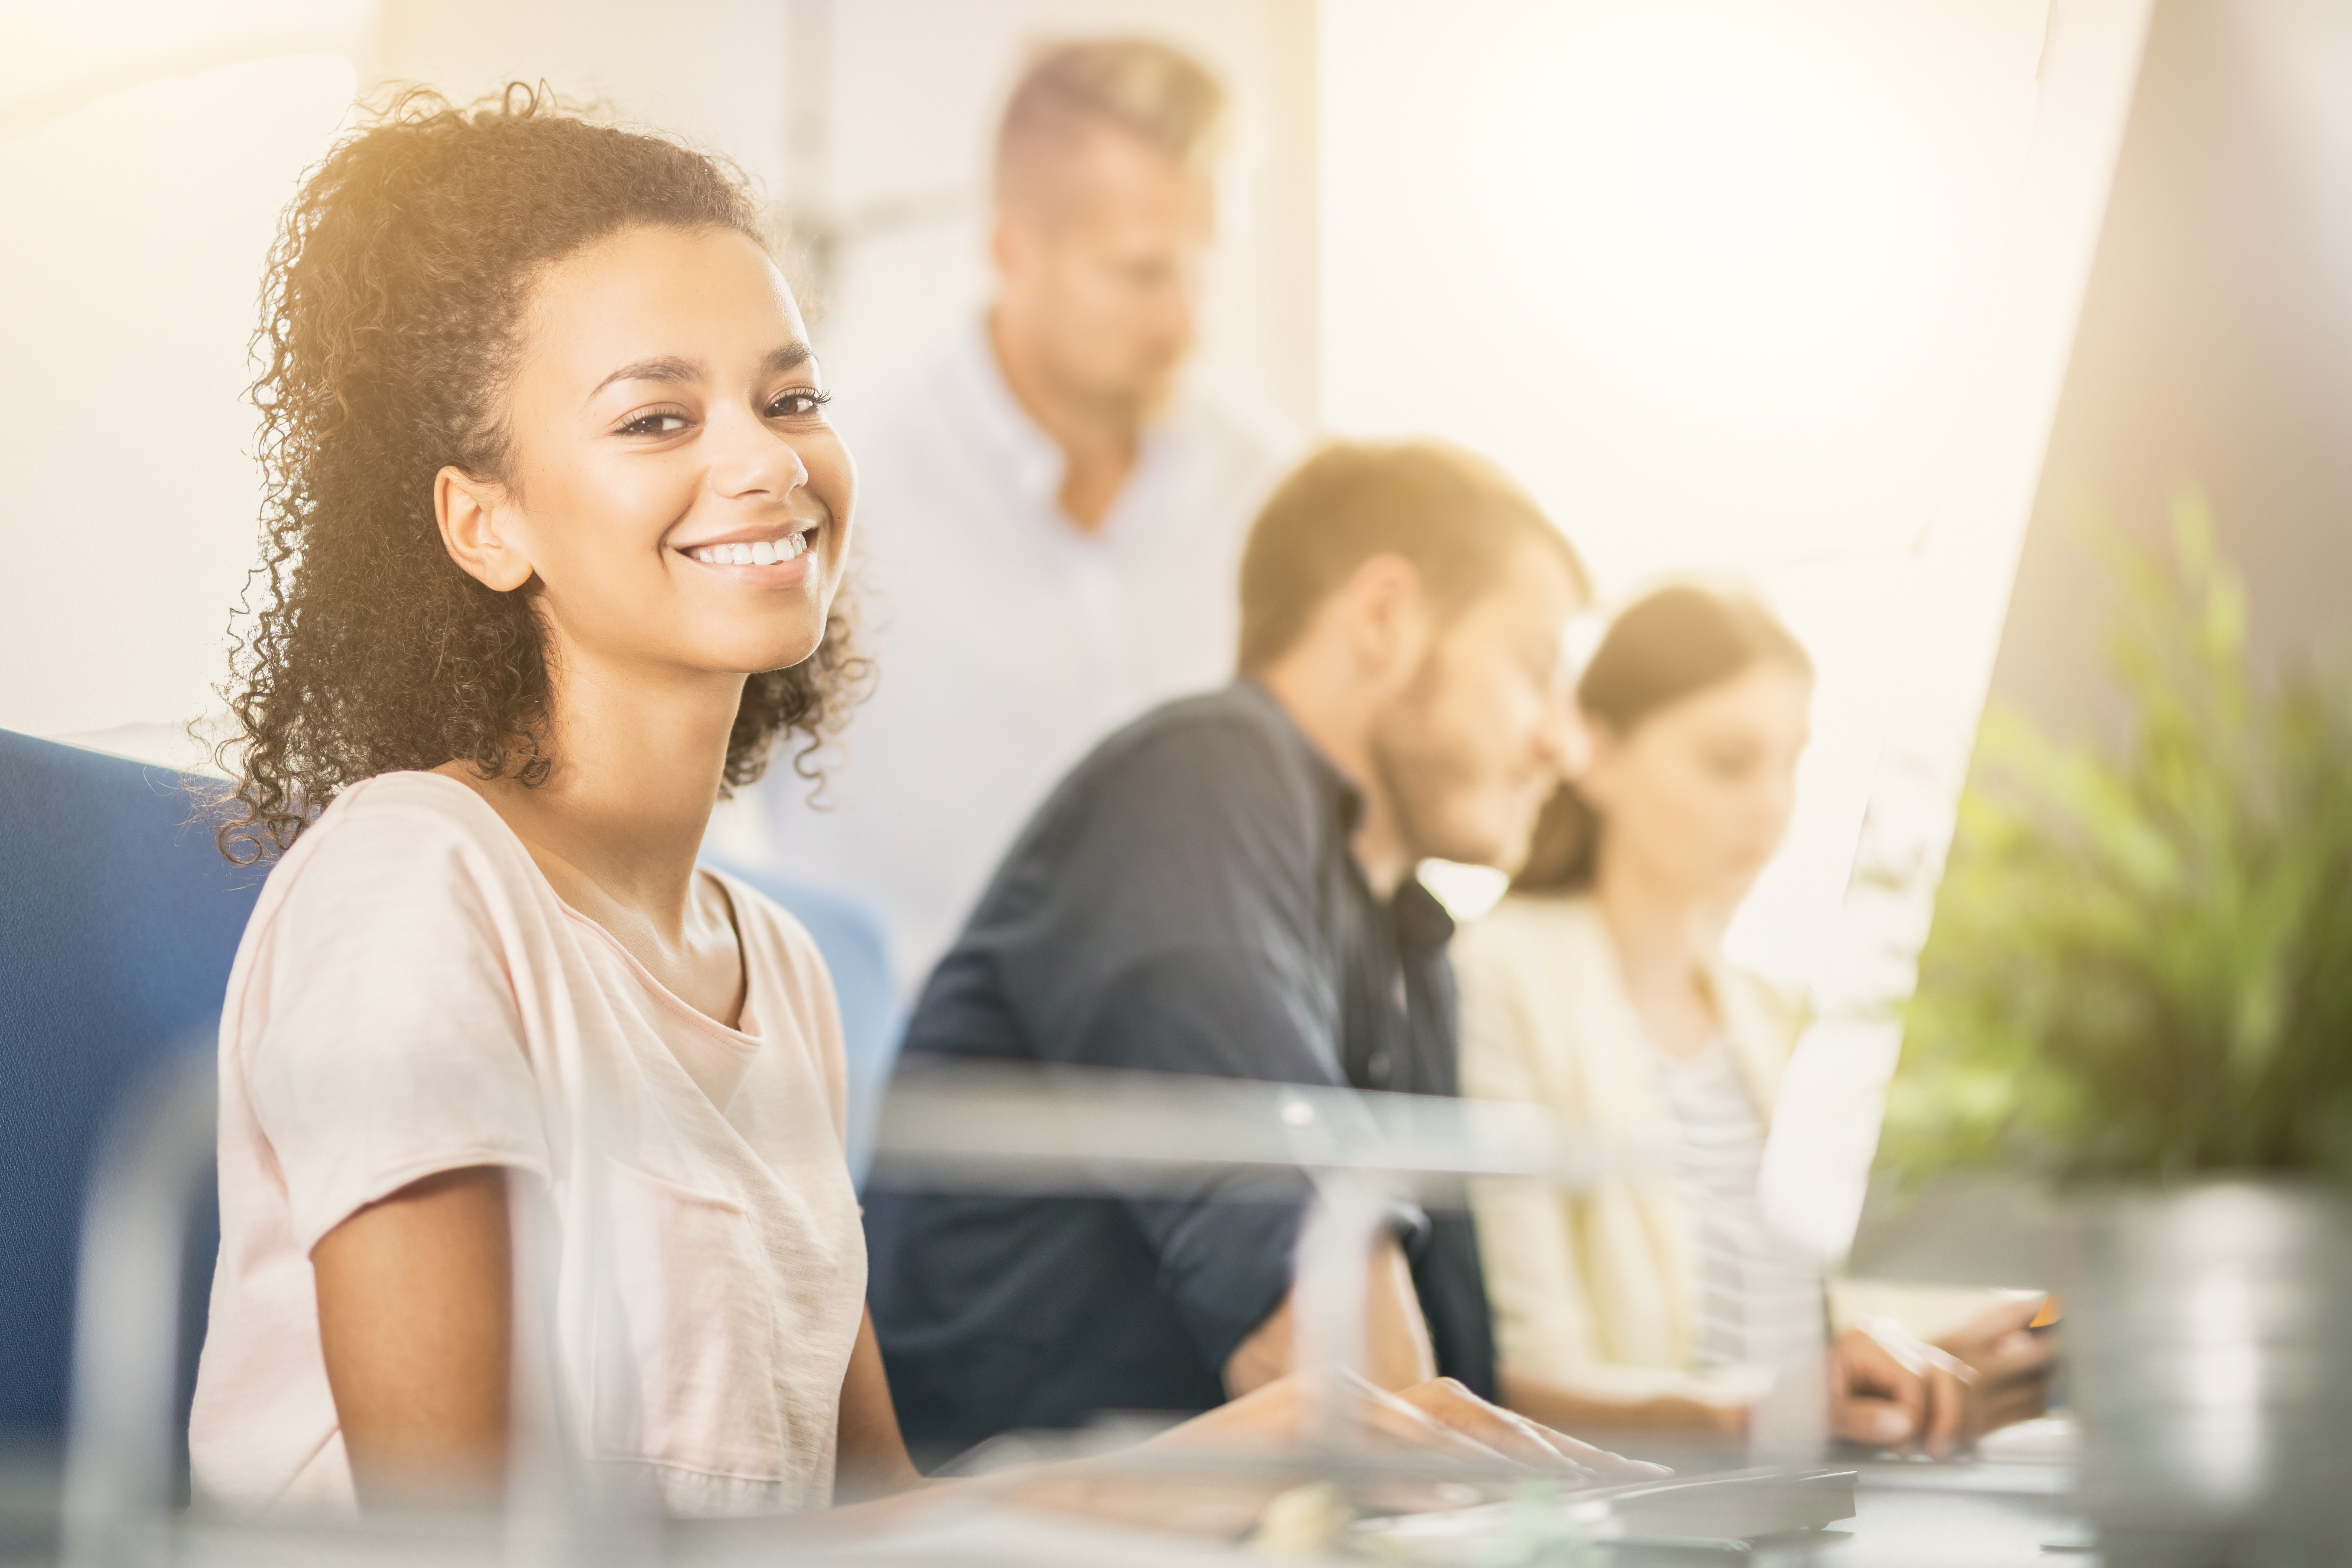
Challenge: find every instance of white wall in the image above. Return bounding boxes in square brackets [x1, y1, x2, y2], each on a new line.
[370, 0, 795, 196]
[0, 7, 371, 758]
[1318, 0, 2144, 997]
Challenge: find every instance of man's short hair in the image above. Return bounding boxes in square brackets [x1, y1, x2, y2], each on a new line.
[1237, 440, 1590, 672]
[995, 38, 1227, 216]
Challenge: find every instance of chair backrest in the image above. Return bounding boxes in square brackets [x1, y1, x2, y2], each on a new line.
[702, 858, 905, 1185]
[0, 730, 267, 1442]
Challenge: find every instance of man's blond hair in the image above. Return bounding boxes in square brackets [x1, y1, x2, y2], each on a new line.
[995, 38, 1227, 215]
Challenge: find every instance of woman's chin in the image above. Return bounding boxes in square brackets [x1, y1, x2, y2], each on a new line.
[703, 620, 829, 676]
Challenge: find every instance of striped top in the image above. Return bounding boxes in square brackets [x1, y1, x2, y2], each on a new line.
[1645, 1036, 1824, 1374]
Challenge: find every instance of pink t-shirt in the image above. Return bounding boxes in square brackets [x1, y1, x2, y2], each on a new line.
[189, 772, 866, 1517]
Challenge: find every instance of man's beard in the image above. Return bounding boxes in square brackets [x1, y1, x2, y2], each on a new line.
[1366, 684, 1484, 869]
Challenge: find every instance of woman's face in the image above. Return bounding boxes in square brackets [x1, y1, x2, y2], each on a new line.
[454, 223, 853, 682]
[1578, 660, 1812, 911]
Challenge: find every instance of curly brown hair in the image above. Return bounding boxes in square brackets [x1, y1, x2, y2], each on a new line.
[215, 85, 866, 861]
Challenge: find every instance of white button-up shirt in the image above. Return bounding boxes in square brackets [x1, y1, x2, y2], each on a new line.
[765, 324, 1296, 990]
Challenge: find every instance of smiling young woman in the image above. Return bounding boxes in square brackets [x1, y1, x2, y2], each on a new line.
[191, 86, 884, 1519]
[187, 87, 1642, 1528]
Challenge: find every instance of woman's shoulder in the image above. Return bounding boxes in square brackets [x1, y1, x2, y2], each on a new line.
[1451, 894, 1629, 1049]
[1455, 891, 1613, 971]
[303, 768, 515, 842]
[246, 772, 541, 932]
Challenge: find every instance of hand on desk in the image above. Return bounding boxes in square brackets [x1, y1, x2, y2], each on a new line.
[992, 1373, 1668, 1541]
[1162, 1371, 1671, 1487]
[1829, 1295, 2054, 1458]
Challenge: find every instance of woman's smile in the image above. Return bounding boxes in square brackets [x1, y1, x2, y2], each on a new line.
[676, 520, 824, 581]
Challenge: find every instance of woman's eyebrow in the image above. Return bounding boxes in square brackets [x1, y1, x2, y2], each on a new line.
[586, 355, 702, 405]
[762, 342, 815, 377]
[584, 343, 814, 407]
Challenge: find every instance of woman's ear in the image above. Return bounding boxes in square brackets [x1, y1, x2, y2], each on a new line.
[435, 467, 534, 592]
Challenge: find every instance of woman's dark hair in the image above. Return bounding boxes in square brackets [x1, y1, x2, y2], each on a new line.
[1512, 584, 1812, 895]
[214, 86, 866, 861]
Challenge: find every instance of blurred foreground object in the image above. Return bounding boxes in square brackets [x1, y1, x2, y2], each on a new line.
[1879, 509, 2352, 1562]
[62, 1057, 1866, 1564]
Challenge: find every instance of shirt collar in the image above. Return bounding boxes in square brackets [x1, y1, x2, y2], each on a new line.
[1228, 676, 1459, 955]
[951, 316, 1184, 537]
[1230, 676, 1363, 834]
[1392, 878, 1458, 958]
[950, 317, 1065, 511]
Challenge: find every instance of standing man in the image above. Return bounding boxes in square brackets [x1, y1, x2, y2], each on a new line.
[769, 38, 1295, 986]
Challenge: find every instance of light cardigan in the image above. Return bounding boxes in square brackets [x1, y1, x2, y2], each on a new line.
[1455, 892, 1800, 1400]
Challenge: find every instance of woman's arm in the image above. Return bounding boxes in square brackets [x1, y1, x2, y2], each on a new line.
[311, 1166, 513, 1509]
[833, 1309, 925, 1503]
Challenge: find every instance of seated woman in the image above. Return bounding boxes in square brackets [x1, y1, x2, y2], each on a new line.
[185, 87, 1643, 1525]
[1457, 586, 2051, 1456]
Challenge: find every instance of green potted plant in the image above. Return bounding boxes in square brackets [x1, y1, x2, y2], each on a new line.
[1879, 503, 2352, 1565]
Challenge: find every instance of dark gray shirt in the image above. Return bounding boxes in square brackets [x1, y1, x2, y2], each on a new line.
[864, 679, 1495, 1454]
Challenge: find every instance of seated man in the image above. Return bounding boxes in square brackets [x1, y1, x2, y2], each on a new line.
[864, 439, 1587, 1456]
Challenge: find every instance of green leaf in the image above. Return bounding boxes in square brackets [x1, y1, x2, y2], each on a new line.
[1882, 503, 2352, 1187]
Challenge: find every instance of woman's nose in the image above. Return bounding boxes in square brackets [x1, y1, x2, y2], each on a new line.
[710, 410, 809, 500]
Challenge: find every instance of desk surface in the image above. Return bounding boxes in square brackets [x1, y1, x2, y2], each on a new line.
[1743, 1464, 2082, 1567]
[0, 1453, 2091, 1566]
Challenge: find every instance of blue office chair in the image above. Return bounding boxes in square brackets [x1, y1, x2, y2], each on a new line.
[0, 729, 266, 1447]
[701, 857, 905, 1186]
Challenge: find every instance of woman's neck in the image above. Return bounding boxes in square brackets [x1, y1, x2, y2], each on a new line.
[443, 647, 743, 942]
[1592, 849, 1716, 1060]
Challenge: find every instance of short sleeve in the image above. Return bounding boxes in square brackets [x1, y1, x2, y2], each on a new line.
[235, 793, 552, 1254]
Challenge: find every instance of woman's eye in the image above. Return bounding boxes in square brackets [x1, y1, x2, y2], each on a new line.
[768, 387, 833, 419]
[618, 412, 690, 436]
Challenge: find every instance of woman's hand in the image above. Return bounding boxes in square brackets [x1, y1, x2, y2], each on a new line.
[1930, 1295, 2057, 1440]
[1153, 1371, 1667, 1487]
[1392, 1379, 1671, 1484]
[1828, 1321, 1957, 1453]
[1829, 1298, 2054, 1459]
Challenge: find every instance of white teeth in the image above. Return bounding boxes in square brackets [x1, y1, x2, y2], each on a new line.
[686, 532, 814, 566]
